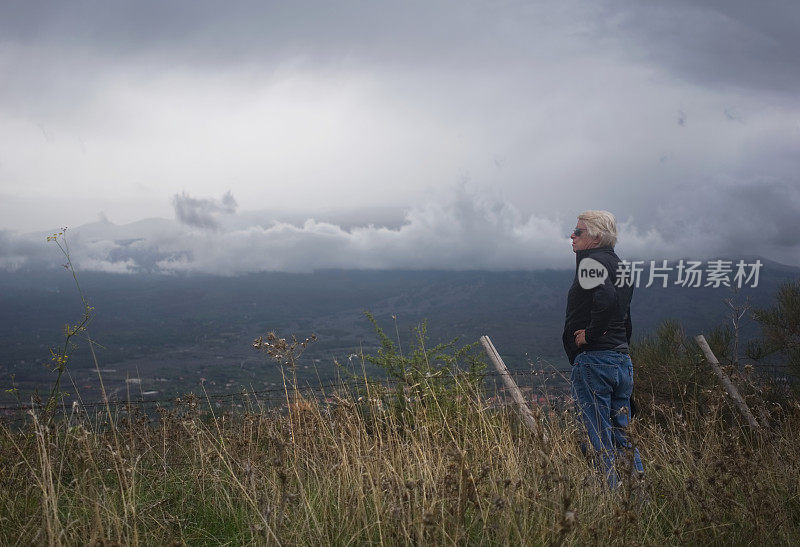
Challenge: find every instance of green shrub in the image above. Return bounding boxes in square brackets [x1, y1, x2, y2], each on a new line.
[360, 312, 486, 417]
[748, 279, 800, 380]
[631, 319, 735, 416]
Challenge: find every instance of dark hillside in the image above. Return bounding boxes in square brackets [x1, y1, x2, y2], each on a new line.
[1, 261, 797, 402]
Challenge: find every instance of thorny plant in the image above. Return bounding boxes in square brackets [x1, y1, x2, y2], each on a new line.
[252, 331, 317, 397]
[252, 332, 318, 370]
[252, 331, 318, 444]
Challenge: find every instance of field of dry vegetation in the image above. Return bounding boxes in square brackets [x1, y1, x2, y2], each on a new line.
[2, 324, 800, 546]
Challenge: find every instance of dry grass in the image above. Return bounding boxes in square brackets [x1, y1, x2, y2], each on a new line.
[1, 375, 799, 546]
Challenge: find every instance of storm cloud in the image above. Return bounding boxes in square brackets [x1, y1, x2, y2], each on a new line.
[173, 191, 237, 229]
[602, 0, 800, 95]
[1, 1, 798, 271]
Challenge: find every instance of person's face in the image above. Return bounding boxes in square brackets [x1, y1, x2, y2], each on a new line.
[571, 220, 600, 252]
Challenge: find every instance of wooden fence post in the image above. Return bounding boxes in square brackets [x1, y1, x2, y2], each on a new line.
[694, 334, 760, 431]
[480, 335, 548, 443]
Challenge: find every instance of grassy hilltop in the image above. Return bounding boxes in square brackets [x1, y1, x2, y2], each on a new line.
[2, 315, 800, 545]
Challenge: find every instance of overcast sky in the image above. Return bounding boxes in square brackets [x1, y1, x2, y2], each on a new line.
[1, 0, 798, 273]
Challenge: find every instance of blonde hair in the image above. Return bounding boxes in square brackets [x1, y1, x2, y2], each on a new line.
[578, 210, 617, 247]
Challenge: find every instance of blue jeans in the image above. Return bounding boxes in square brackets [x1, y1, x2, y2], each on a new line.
[571, 350, 644, 488]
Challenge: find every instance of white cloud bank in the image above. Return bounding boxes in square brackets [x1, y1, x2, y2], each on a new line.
[3, 183, 795, 276]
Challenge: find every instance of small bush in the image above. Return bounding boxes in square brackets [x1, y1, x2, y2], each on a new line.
[358, 312, 486, 417]
[631, 320, 709, 413]
[748, 279, 800, 381]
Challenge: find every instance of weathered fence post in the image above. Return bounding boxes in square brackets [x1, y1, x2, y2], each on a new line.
[694, 334, 760, 430]
[480, 335, 548, 443]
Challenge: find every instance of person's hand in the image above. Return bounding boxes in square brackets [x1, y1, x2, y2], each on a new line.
[574, 329, 587, 347]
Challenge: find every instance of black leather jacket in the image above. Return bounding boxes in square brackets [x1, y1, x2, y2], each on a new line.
[562, 246, 633, 365]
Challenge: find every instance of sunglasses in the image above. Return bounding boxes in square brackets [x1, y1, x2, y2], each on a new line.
[571, 228, 585, 237]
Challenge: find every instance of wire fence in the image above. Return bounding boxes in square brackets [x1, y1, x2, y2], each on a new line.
[1, 359, 794, 428]
[0, 368, 571, 423]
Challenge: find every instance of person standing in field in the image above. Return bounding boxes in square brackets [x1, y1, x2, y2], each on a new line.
[563, 210, 643, 488]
